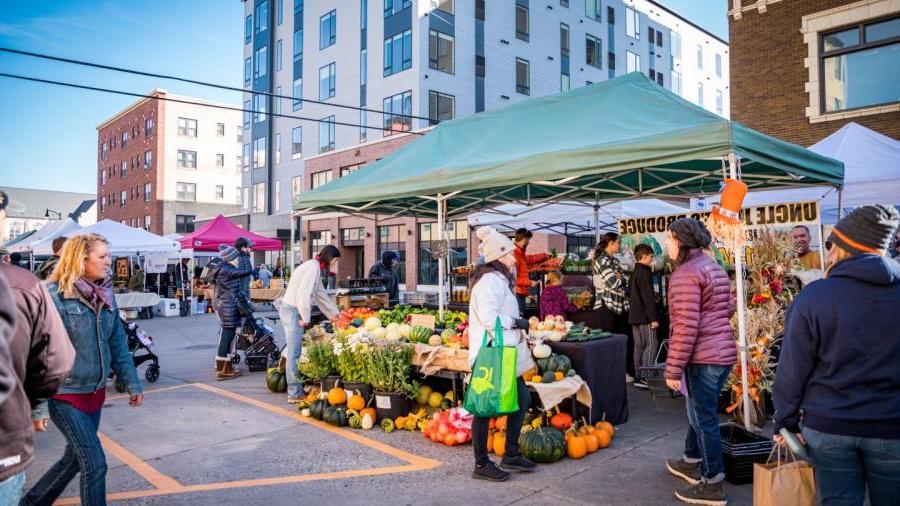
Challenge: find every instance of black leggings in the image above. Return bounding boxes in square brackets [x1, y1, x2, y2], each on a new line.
[217, 327, 237, 359]
[471, 377, 531, 466]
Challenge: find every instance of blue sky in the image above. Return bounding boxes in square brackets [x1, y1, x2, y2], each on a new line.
[0, 1, 727, 194]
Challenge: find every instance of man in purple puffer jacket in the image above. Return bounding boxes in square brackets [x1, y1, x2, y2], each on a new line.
[662, 218, 736, 506]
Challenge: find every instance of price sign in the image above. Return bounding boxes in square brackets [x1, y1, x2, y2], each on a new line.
[409, 313, 436, 330]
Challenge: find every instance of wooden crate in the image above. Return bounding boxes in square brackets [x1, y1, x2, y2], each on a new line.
[336, 293, 389, 310]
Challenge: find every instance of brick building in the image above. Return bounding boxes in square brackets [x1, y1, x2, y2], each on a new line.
[96, 90, 243, 235]
[728, 0, 899, 146]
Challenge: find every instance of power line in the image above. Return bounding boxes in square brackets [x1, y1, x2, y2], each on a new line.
[0, 72, 426, 136]
[0, 46, 436, 123]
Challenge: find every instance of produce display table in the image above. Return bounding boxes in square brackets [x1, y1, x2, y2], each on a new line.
[548, 334, 628, 425]
[249, 287, 285, 301]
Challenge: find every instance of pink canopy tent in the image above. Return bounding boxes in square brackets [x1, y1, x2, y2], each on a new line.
[179, 215, 282, 251]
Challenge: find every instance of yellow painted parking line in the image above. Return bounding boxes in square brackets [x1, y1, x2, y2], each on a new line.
[106, 383, 193, 401]
[56, 382, 440, 504]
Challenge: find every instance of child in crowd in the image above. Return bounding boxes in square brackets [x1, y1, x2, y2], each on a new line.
[539, 270, 577, 320]
[628, 244, 658, 390]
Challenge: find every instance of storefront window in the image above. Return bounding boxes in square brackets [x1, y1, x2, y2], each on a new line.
[566, 235, 595, 259]
[309, 230, 332, 259]
[418, 221, 468, 285]
[378, 225, 406, 284]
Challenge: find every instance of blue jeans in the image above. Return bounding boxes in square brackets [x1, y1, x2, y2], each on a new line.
[22, 400, 106, 506]
[279, 303, 305, 399]
[0, 471, 25, 505]
[801, 426, 900, 505]
[683, 364, 732, 483]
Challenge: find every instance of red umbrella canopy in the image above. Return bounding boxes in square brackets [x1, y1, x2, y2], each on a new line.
[179, 215, 282, 251]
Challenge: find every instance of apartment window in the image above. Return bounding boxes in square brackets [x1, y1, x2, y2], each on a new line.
[293, 29, 303, 62]
[177, 182, 196, 201]
[715, 90, 723, 114]
[275, 133, 282, 164]
[433, 0, 453, 14]
[242, 187, 249, 208]
[121, 160, 127, 177]
[697, 81, 704, 106]
[100, 195, 107, 210]
[608, 51, 616, 70]
[178, 117, 197, 137]
[626, 51, 641, 72]
[697, 44, 704, 68]
[360, 49, 367, 86]
[476, 0, 485, 20]
[236, 155, 242, 172]
[560, 0, 568, 6]
[276, 39, 283, 71]
[252, 183, 266, 213]
[237, 126, 243, 143]
[177, 150, 197, 169]
[254, 45, 268, 79]
[656, 29, 664, 48]
[383, 29, 413, 76]
[361, 0, 368, 29]
[271, 180, 280, 212]
[144, 215, 151, 231]
[274, 86, 282, 115]
[243, 100, 251, 128]
[216, 122, 225, 136]
[277, 0, 283, 25]
[820, 16, 900, 112]
[144, 182, 152, 201]
[252, 93, 268, 123]
[255, 1, 268, 33]
[429, 30, 455, 74]
[319, 63, 336, 100]
[145, 118, 153, 136]
[311, 170, 333, 189]
[243, 143, 251, 171]
[320, 10, 336, 49]
[657, 72, 664, 86]
[359, 110, 367, 143]
[244, 57, 251, 86]
[144, 150, 152, 169]
[101, 170, 107, 185]
[515, 5, 529, 42]
[120, 190, 127, 207]
[293, 77, 303, 110]
[216, 153, 224, 167]
[515, 58, 530, 94]
[586, 35, 602, 68]
[585, 0, 601, 22]
[428, 91, 455, 125]
[319, 116, 335, 153]
[626, 7, 639, 39]
[121, 131, 128, 148]
[384, 0, 411, 17]
[292, 176, 302, 199]
[253, 136, 267, 168]
[340, 163, 364, 177]
[175, 215, 195, 234]
[560, 23, 570, 55]
[245, 15, 252, 43]
[309, 230, 333, 259]
[378, 225, 406, 283]
[101, 142, 108, 160]
[292, 127, 302, 157]
[382, 91, 412, 135]
[715, 53, 722, 78]
[561, 73, 570, 91]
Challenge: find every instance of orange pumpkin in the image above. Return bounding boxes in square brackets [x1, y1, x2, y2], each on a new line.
[595, 428, 612, 448]
[584, 432, 600, 453]
[595, 420, 614, 436]
[495, 415, 508, 431]
[550, 411, 573, 431]
[493, 431, 507, 457]
[327, 387, 347, 406]
[486, 430, 495, 453]
[566, 431, 588, 459]
[347, 392, 365, 411]
[554, 371, 564, 381]
[489, 418, 496, 431]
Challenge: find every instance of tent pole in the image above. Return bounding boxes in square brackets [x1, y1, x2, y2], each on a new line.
[837, 187, 844, 220]
[728, 153, 753, 431]
[290, 211, 296, 269]
[437, 194, 446, 321]
[593, 193, 600, 244]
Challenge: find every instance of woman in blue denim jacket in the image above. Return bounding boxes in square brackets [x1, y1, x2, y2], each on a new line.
[23, 233, 143, 506]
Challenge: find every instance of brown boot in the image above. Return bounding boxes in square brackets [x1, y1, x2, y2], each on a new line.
[217, 360, 241, 381]
[215, 360, 225, 373]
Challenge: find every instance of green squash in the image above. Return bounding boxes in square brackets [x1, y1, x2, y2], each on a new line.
[541, 371, 557, 384]
[548, 354, 572, 375]
[440, 398, 453, 410]
[536, 356, 552, 375]
[347, 409, 362, 429]
[323, 405, 348, 427]
[266, 367, 287, 393]
[310, 399, 328, 420]
[519, 427, 566, 463]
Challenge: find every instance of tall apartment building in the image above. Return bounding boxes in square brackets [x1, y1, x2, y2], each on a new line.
[729, 0, 899, 146]
[241, 0, 728, 289]
[96, 90, 243, 236]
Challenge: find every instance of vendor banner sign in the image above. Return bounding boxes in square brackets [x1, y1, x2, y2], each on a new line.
[618, 201, 823, 269]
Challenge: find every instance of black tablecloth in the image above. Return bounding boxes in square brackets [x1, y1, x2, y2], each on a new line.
[548, 334, 628, 425]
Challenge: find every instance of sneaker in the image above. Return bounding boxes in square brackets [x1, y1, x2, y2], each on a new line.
[500, 454, 537, 473]
[674, 482, 727, 506]
[666, 459, 701, 485]
[634, 380, 649, 389]
[472, 461, 511, 482]
[625, 374, 635, 384]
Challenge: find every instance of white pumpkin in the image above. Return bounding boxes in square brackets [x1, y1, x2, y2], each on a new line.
[532, 343, 552, 359]
[428, 335, 443, 346]
[300, 408, 311, 417]
[385, 329, 402, 341]
[398, 324, 412, 338]
[371, 327, 388, 339]
[364, 316, 383, 332]
[386, 322, 400, 334]
[361, 413, 374, 430]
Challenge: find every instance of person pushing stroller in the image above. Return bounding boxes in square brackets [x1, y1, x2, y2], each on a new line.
[210, 244, 257, 380]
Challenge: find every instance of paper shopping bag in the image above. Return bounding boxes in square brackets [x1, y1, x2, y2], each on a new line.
[463, 317, 518, 417]
[753, 447, 815, 506]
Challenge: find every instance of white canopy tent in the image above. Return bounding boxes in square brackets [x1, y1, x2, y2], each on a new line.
[9, 218, 82, 254]
[69, 220, 181, 256]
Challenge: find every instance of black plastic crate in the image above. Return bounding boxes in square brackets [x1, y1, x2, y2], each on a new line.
[720, 423, 774, 485]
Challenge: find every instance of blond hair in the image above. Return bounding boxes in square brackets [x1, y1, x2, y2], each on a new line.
[546, 270, 564, 285]
[824, 243, 855, 278]
[48, 233, 109, 298]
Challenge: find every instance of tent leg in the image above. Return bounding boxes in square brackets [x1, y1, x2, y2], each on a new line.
[437, 195, 446, 321]
[593, 199, 600, 244]
[729, 154, 753, 431]
[290, 212, 296, 269]
[837, 188, 844, 220]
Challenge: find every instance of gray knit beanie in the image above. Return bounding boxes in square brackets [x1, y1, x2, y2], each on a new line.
[829, 205, 900, 255]
[218, 244, 240, 262]
[669, 218, 712, 249]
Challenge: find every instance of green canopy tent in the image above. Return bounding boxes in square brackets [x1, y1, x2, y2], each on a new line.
[294, 72, 843, 429]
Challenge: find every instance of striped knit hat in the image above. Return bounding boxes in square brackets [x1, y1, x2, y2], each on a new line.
[829, 205, 899, 255]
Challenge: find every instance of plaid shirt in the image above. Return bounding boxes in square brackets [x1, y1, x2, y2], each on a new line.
[592, 253, 629, 314]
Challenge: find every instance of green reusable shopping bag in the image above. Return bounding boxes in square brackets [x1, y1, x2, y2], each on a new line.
[463, 317, 519, 417]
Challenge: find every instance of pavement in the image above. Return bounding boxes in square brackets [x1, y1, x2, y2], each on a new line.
[26, 312, 754, 505]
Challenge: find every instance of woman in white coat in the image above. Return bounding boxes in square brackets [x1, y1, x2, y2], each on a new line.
[280, 245, 342, 403]
[468, 227, 537, 482]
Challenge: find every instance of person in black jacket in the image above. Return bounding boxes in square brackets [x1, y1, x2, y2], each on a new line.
[628, 244, 658, 390]
[211, 245, 256, 380]
[35, 236, 67, 281]
[368, 250, 400, 305]
[774, 205, 900, 505]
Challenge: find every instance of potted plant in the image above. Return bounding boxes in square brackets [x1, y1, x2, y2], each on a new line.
[364, 342, 417, 420]
[334, 332, 373, 403]
[300, 338, 339, 390]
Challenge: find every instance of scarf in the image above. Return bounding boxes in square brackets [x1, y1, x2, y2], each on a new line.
[74, 276, 114, 313]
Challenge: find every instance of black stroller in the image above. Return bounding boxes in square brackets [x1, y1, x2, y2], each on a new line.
[232, 317, 281, 372]
[111, 318, 161, 392]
